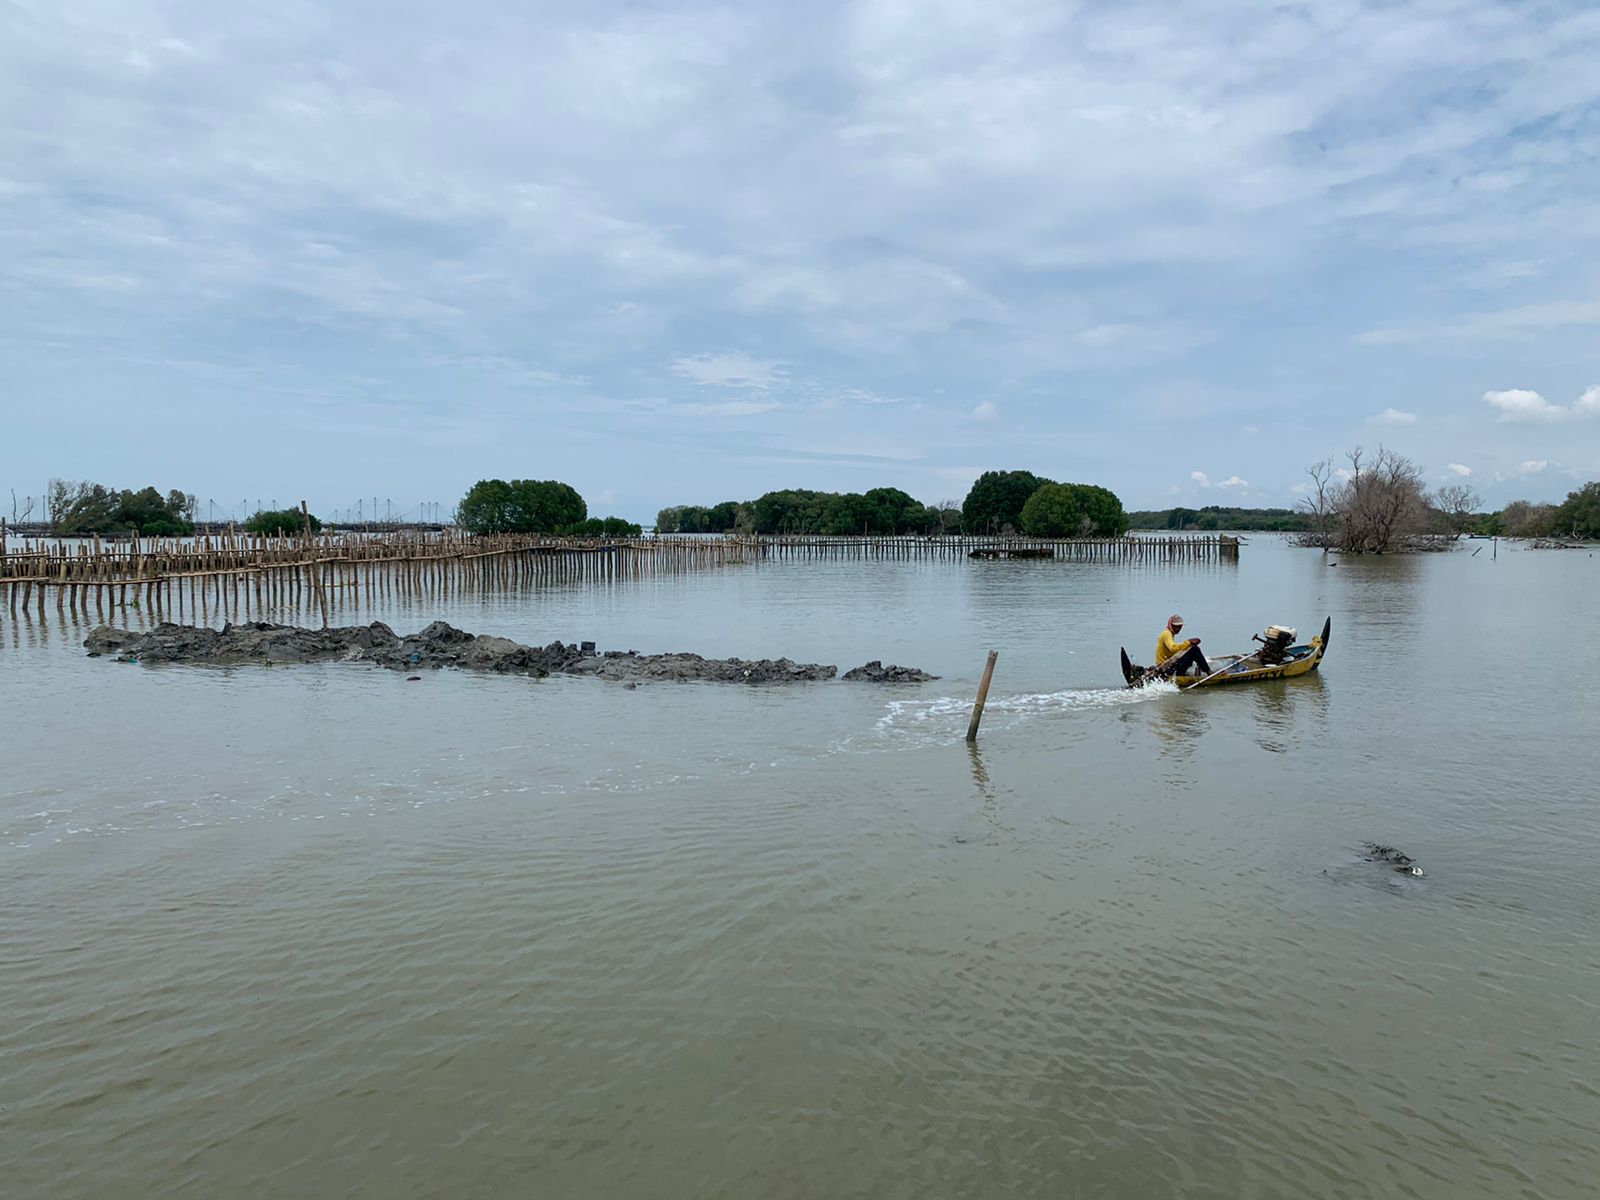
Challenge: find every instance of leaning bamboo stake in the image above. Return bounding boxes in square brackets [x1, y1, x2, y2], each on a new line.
[302, 500, 330, 629]
[965, 650, 999, 743]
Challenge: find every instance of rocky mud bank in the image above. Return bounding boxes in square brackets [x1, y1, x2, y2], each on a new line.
[83, 621, 937, 686]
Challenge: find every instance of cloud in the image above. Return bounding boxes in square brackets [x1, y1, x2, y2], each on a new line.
[5, 0, 1600, 516]
[1520, 459, 1550, 473]
[1190, 471, 1211, 486]
[1483, 386, 1600, 422]
[1445, 463, 1472, 477]
[1371, 408, 1419, 426]
[972, 400, 997, 421]
[1191, 470, 1245, 489]
[674, 353, 786, 390]
[1216, 475, 1248, 489]
[1358, 302, 1600, 346]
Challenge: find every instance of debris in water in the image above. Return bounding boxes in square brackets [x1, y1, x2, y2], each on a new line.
[1363, 842, 1425, 876]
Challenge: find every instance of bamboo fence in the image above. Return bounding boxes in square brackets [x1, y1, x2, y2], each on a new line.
[0, 524, 1238, 622]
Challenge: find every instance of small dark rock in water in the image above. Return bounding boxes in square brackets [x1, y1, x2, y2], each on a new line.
[1363, 842, 1425, 876]
[406, 676, 421, 682]
[842, 660, 939, 683]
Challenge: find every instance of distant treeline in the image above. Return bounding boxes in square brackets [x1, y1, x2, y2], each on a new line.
[1128, 506, 1315, 532]
[658, 471, 1129, 537]
[1492, 483, 1599, 539]
[659, 489, 958, 536]
[1132, 480, 1600, 542]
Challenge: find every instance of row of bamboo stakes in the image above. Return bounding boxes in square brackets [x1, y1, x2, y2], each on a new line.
[0, 524, 1240, 622]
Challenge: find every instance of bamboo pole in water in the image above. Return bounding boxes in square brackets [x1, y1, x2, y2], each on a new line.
[965, 650, 999, 744]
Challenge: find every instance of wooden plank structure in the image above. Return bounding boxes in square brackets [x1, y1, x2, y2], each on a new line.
[0, 526, 1238, 623]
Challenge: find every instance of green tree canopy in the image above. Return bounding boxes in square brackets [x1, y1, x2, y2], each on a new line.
[1553, 481, 1600, 538]
[1019, 483, 1087, 536]
[1018, 482, 1129, 537]
[960, 470, 1050, 534]
[1074, 484, 1130, 536]
[456, 479, 587, 534]
[656, 501, 743, 533]
[245, 508, 321, 536]
[48, 480, 196, 536]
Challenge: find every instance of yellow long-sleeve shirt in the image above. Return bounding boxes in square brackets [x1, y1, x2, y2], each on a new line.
[1155, 628, 1193, 665]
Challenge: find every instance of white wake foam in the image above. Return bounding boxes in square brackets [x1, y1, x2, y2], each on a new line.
[871, 679, 1177, 741]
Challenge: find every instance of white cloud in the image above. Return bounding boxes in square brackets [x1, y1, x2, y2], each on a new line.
[1371, 407, 1419, 426]
[972, 400, 997, 421]
[1189, 470, 1245, 489]
[673, 353, 786, 390]
[1445, 463, 1472, 477]
[1483, 386, 1600, 422]
[1520, 459, 1550, 473]
[1243, 424, 1261, 436]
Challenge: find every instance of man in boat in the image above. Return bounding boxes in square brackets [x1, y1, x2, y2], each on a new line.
[1155, 614, 1211, 677]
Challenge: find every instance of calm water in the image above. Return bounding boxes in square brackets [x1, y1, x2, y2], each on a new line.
[3, 538, 1598, 1199]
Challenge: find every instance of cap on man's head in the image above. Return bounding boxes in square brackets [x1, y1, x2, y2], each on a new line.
[1168, 613, 1184, 628]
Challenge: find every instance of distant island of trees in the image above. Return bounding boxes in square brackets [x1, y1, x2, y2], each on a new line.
[455, 478, 642, 537]
[44, 480, 198, 536]
[658, 471, 1129, 537]
[1128, 506, 1316, 532]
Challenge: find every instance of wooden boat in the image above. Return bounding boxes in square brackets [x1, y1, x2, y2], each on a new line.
[1121, 618, 1331, 689]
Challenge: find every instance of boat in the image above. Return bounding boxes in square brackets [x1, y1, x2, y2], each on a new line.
[1121, 618, 1331, 689]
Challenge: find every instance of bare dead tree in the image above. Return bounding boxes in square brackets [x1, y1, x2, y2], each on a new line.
[1294, 457, 1336, 549]
[1334, 444, 1428, 553]
[1432, 483, 1480, 538]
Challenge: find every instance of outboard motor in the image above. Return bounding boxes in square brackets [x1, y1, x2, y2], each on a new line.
[1254, 624, 1296, 665]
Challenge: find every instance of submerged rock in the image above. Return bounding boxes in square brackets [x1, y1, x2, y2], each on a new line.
[83, 621, 840, 685]
[842, 660, 939, 683]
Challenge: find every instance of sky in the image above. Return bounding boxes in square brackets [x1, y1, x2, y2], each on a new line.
[3, 0, 1599, 524]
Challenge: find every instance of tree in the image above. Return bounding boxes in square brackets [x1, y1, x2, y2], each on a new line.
[1498, 499, 1557, 538]
[1294, 457, 1337, 548]
[1020, 483, 1089, 536]
[456, 479, 587, 534]
[1432, 483, 1480, 537]
[1331, 445, 1429, 553]
[1075, 484, 1130, 535]
[862, 487, 924, 534]
[246, 508, 321, 536]
[1018, 482, 1130, 537]
[1552, 481, 1600, 539]
[960, 470, 1050, 534]
[706, 501, 740, 532]
[47, 478, 196, 536]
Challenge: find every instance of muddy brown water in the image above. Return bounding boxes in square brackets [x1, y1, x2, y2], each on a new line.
[3, 538, 1598, 1198]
